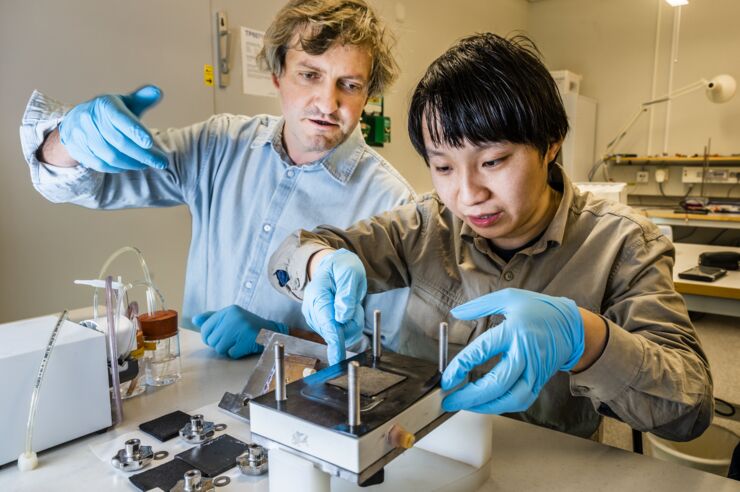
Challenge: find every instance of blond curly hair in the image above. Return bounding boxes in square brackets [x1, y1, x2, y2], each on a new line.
[258, 0, 398, 97]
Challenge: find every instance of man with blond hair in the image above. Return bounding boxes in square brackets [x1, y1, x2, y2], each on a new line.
[20, 0, 415, 359]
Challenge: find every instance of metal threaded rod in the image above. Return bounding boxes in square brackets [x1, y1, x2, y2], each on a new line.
[274, 343, 286, 401]
[439, 322, 449, 373]
[373, 310, 382, 360]
[348, 361, 361, 427]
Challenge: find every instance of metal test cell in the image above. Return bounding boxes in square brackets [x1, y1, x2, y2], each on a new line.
[248, 315, 456, 484]
[179, 414, 226, 444]
[236, 443, 269, 476]
[111, 438, 155, 472]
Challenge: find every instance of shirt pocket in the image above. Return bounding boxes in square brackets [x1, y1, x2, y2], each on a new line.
[400, 280, 476, 361]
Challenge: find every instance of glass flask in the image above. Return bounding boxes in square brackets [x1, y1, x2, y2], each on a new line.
[139, 309, 181, 386]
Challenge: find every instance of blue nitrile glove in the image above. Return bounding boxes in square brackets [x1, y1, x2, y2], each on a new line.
[58, 85, 169, 173]
[302, 249, 367, 365]
[192, 305, 288, 359]
[441, 288, 585, 414]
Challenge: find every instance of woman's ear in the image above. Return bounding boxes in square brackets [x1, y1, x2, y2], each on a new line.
[545, 141, 563, 165]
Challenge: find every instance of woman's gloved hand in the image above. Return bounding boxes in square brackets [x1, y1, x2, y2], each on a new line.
[303, 249, 367, 364]
[58, 85, 169, 172]
[441, 288, 585, 414]
[193, 305, 287, 359]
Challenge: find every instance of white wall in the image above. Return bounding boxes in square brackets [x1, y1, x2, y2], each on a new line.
[0, 1, 214, 323]
[527, 0, 740, 198]
[373, 0, 530, 193]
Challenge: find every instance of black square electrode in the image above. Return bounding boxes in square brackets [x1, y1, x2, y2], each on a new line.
[139, 410, 192, 442]
[129, 457, 194, 491]
[175, 434, 249, 477]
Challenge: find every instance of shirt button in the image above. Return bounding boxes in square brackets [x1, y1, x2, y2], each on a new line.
[287, 170, 295, 178]
[503, 271, 514, 281]
[245, 281, 253, 289]
[263, 224, 272, 232]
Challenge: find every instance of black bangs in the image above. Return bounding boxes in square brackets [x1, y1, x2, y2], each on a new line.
[408, 33, 569, 163]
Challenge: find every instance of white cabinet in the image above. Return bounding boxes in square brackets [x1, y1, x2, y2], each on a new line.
[560, 93, 597, 182]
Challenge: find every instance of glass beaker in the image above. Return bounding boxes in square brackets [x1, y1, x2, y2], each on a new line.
[139, 309, 181, 386]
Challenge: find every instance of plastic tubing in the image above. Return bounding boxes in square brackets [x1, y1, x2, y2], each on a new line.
[106, 277, 124, 426]
[20, 310, 69, 470]
[93, 246, 156, 321]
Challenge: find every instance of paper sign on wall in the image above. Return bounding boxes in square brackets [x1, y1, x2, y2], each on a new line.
[240, 27, 277, 98]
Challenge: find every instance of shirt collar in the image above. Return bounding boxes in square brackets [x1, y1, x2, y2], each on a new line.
[251, 117, 364, 185]
[459, 164, 574, 255]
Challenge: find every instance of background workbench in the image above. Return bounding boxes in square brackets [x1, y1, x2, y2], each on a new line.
[673, 242, 740, 317]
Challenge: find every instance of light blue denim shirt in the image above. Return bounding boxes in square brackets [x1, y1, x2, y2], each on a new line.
[20, 91, 416, 350]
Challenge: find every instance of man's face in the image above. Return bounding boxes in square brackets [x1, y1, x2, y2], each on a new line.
[425, 121, 561, 250]
[273, 38, 372, 164]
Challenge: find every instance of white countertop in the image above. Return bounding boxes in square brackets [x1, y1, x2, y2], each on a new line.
[1, 327, 738, 491]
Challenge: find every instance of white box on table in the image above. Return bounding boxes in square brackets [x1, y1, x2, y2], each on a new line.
[0, 315, 111, 466]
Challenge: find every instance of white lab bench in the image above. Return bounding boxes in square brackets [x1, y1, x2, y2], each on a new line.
[1, 328, 737, 491]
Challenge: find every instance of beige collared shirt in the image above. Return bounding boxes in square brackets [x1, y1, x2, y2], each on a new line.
[268, 168, 713, 440]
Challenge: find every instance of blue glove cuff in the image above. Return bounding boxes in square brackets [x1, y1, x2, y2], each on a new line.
[274, 322, 289, 335]
[559, 297, 586, 372]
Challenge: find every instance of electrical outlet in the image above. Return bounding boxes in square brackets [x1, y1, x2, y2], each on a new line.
[682, 167, 740, 183]
[636, 171, 649, 183]
[655, 168, 669, 183]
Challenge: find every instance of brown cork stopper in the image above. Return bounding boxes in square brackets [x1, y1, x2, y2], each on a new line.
[138, 309, 178, 341]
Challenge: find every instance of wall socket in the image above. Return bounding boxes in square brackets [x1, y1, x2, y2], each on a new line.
[655, 168, 669, 183]
[682, 167, 740, 183]
[636, 171, 649, 183]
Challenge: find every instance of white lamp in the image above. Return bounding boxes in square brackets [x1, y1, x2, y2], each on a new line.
[589, 74, 736, 180]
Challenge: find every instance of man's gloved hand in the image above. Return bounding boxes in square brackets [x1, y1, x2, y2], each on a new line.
[58, 85, 169, 173]
[303, 249, 367, 365]
[192, 305, 287, 359]
[441, 288, 585, 414]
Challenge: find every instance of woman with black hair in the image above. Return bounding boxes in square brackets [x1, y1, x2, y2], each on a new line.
[269, 33, 713, 441]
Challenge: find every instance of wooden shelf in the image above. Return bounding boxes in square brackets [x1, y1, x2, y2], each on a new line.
[607, 156, 740, 166]
[642, 209, 740, 229]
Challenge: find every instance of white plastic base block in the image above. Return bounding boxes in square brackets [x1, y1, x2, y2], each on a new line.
[416, 411, 494, 468]
[265, 411, 495, 492]
[269, 447, 330, 492]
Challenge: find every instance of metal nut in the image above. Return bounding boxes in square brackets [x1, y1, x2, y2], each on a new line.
[170, 469, 216, 492]
[236, 443, 269, 475]
[179, 414, 217, 444]
[111, 438, 154, 472]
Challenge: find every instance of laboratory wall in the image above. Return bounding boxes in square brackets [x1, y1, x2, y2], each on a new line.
[527, 0, 740, 199]
[0, 1, 214, 323]
[371, 0, 529, 193]
[0, 0, 529, 323]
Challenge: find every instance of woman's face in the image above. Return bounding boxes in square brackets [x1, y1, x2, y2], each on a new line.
[425, 123, 561, 249]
